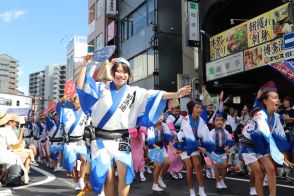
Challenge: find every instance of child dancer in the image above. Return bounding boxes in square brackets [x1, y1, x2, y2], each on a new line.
[147, 113, 175, 191]
[175, 99, 216, 196]
[211, 114, 234, 189]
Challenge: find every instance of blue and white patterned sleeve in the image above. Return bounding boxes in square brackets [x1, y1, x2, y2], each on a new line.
[272, 113, 289, 152]
[135, 88, 166, 128]
[162, 123, 173, 144]
[76, 87, 99, 117]
[197, 119, 216, 152]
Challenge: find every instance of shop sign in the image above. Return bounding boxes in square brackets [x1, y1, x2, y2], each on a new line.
[206, 52, 244, 81]
[244, 38, 284, 70]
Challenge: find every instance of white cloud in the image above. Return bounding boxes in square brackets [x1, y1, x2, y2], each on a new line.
[0, 10, 26, 23]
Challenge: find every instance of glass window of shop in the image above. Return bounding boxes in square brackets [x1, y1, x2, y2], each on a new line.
[97, 0, 103, 18]
[96, 33, 103, 50]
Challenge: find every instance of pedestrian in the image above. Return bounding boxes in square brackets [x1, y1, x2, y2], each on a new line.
[0, 112, 29, 185]
[77, 55, 191, 196]
[174, 99, 216, 196]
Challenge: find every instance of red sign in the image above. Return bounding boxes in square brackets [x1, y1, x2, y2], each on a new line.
[64, 80, 76, 99]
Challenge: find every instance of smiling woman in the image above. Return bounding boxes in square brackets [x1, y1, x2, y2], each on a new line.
[76, 55, 191, 196]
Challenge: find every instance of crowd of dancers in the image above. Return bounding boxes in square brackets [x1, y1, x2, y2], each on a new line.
[1, 51, 294, 196]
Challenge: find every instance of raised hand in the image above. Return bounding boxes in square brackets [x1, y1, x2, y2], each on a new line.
[178, 85, 192, 98]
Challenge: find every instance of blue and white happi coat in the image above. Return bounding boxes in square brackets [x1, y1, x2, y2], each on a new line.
[166, 114, 183, 132]
[175, 115, 215, 155]
[77, 79, 166, 194]
[33, 122, 46, 142]
[242, 109, 288, 165]
[46, 116, 64, 161]
[147, 122, 173, 149]
[210, 128, 234, 155]
[57, 102, 88, 172]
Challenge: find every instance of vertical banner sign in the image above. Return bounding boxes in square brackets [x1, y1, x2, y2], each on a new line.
[186, 0, 200, 47]
[106, 0, 117, 15]
[64, 80, 76, 99]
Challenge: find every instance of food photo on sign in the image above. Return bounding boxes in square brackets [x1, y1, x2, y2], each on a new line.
[226, 24, 248, 54]
[272, 4, 293, 37]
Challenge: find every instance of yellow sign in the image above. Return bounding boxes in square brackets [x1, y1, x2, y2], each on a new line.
[244, 38, 284, 70]
[247, 12, 273, 47]
[210, 3, 289, 61]
[210, 23, 247, 61]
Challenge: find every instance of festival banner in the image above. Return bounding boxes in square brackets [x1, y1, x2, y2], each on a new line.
[244, 38, 284, 70]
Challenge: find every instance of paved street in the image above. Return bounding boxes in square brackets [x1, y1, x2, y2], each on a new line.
[1, 165, 294, 196]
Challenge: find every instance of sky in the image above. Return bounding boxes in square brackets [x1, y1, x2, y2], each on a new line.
[0, 0, 88, 95]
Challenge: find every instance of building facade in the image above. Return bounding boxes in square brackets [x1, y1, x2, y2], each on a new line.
[45, 64, 67, 102]
[29, 71, 45, 116]
[117, 0, 198, 92]
[66, 36, 88, 82]
[0, 54, 19, 95]
[88, 0, 117, 52]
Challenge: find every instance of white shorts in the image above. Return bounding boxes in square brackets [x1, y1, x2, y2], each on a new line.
[242, 153, 268, 165]
[180, 151, 200, 160]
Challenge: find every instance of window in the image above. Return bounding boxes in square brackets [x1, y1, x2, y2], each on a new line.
[147, 0, 155, 24]
[88, 4, 95, 24]
[0, 98, 12, 106]
[147, 48, 155, 75]
[129, 51, 148, 82]
[16, 100, 20, 106]
[132, 4, 147, 35]
[97, 0, 103, 18]
[96, 33, 103, 50]
[120, 3, 148, 42]
[121, 19, 128, 42]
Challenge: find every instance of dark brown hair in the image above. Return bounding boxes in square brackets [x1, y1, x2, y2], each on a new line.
[110, 62, 131, 77]
[187, 99, 202, 115]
